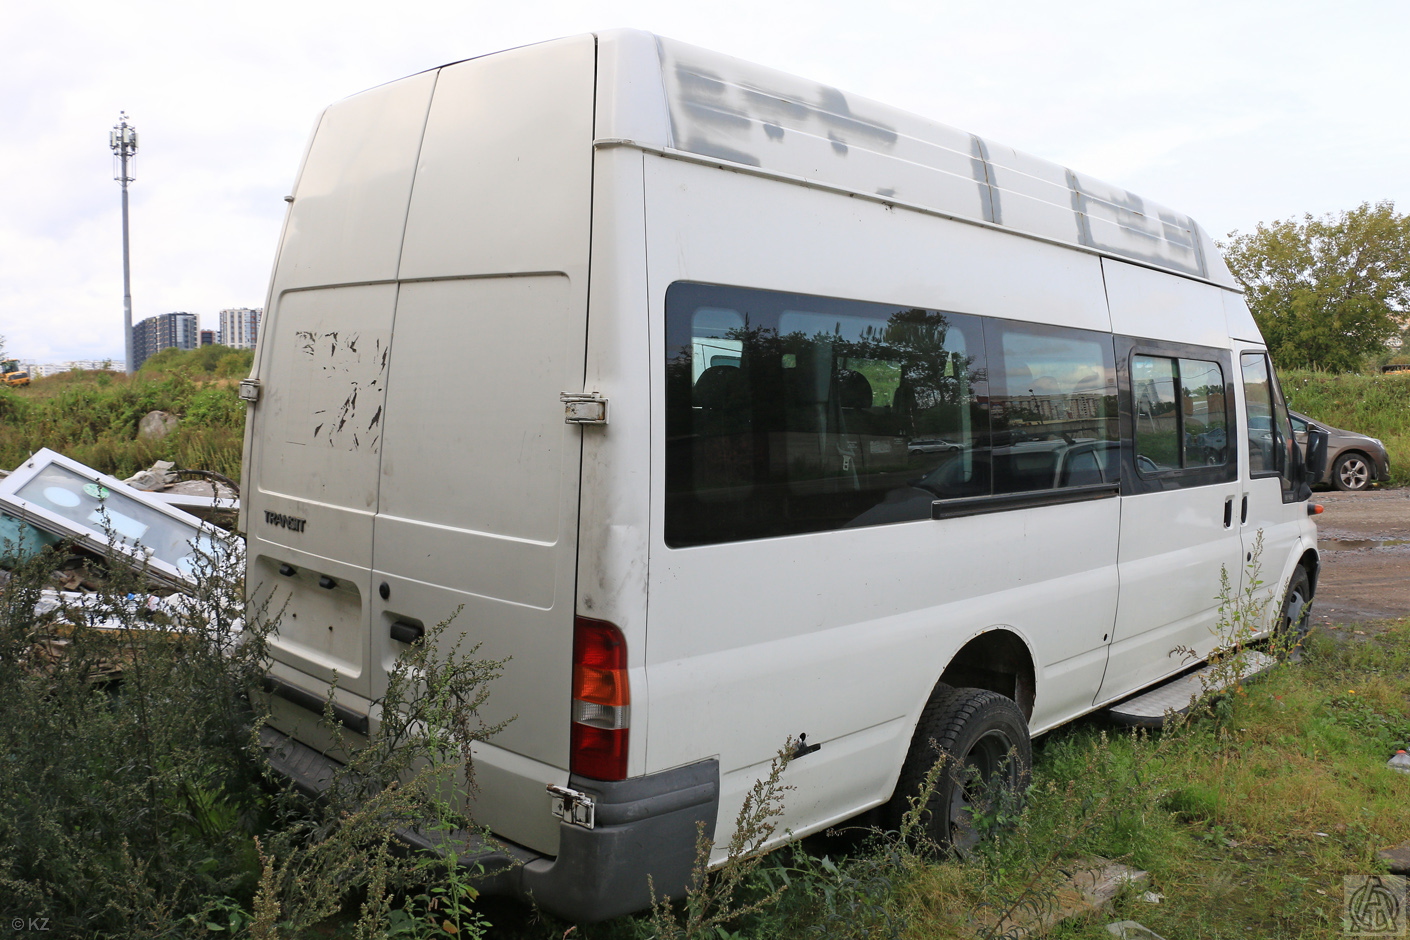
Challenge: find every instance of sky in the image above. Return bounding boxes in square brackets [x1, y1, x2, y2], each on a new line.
[3, 0, 1408, 365]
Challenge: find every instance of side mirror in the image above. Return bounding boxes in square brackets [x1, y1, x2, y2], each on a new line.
[1304, 426, 1330, 485]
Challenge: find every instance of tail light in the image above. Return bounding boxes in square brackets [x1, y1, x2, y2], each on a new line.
[571, 616, 630, 780]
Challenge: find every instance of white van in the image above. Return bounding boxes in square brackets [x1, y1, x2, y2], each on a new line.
[242, 30, 1325, 922]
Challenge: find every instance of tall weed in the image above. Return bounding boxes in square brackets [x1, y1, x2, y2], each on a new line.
[0, 520, 508, 937]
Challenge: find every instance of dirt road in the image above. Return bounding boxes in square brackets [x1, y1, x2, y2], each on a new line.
[1309, 488, 1410, 625]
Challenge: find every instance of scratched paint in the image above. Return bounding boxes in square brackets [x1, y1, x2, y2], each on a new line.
[294, 329, 391, 453]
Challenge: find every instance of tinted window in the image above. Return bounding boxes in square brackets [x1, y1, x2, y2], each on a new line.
[1133, 355, 1228, 472]
[664, 284, 1122, 547]
[1240, 353, 1278, 476]
[1241, 352, 1298, 500]
[665, 283, 985, 546]
[986, 321, 1120, 493]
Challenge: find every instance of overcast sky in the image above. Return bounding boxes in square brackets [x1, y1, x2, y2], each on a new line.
[4, 0, 1407, 364]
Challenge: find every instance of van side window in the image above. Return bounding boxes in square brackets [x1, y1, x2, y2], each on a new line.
[1240, 352, 1298, 501]
[986, 321, 1120, 494]
[665, 283, 986, 547]
[1132, 355, 1228, 471]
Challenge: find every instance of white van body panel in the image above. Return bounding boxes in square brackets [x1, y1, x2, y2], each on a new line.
[249, 35, 597, 857]
[639, 154, 1122, 842]
[244, 29, 1319, 918]
[575, 143, 653, 742]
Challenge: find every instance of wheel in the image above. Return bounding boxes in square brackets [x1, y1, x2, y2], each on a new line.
[1333, 452, 1372, 491]
[883, 686, 1032, 853]
[1277, 566, 1313, 654]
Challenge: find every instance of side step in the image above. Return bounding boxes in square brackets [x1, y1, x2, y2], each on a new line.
[1106, 651, 1278, 728]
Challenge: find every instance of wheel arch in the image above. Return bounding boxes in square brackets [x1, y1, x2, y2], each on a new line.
[1299, 547, 1320, 597]
[934, 628, 1036, 721]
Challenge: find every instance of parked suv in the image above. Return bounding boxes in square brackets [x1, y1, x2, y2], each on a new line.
[1290, 410, 1390, 491]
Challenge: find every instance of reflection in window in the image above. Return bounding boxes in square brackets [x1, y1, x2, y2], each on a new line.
[1241, 352, 1296, 498]
[665, 283, 986, 546]
[664, 284, 1123, 547]
[1240, 353, 1277, 475]
[1179, 358, 1228, 467]
[988, 323, 1120, 494]
[1133, 355, 1228, 472]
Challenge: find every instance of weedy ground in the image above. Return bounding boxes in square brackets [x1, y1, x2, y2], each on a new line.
[490, 619, 1410, 940]
[3, 535, 1406, 940]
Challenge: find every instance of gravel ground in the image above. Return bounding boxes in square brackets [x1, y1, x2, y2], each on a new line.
[1309, 487, 1410, 626]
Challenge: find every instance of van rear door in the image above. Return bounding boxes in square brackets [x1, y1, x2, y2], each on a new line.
[368, 37, 598, 854]
[247, 72, 438, 702]
[248, 37, 596, 856]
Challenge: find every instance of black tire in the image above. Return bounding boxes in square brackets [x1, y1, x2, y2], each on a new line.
[1332, 451, 1373, 491]
[1278, 566, 1313, 654]
[882, 686, 1031, 853]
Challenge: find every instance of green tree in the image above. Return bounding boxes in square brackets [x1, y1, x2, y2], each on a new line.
[1221, 201, 1410, 372]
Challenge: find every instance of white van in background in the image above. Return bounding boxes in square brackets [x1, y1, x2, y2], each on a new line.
[241, 30, 1326, 922]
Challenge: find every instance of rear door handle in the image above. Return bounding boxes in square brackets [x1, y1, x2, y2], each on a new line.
[1241, 495, 1249, 524]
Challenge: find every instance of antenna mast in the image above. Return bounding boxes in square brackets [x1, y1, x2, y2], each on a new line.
[110, 112, 138, 374]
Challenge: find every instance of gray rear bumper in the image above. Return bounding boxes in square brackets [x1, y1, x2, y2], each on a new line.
[259, 726, 719, 922]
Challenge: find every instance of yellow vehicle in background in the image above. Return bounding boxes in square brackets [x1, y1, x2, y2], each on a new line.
[2, 359, 30, 388]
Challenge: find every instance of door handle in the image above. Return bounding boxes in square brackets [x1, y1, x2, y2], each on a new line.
[1241, 495, 1249, 524]
[1223, 497, 1233, 528]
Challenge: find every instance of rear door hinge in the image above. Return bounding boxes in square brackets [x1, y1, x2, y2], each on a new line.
[560, 391, 608, 425]
[239, 379, 262, 403]
[547, 784, 596, 829]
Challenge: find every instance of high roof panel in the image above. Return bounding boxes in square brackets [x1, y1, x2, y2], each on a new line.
[596, 30, 1235, 289]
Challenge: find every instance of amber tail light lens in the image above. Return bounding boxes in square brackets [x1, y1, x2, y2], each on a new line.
[570, 616, 629, 780]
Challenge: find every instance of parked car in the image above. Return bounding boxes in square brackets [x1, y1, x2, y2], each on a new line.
[907, 438, 961, 455]
[1290, 410, 1390, 491]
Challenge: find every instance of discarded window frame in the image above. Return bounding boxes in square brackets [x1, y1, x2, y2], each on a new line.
[0, 448, 234, 588]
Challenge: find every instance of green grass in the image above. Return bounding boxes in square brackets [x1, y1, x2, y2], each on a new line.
[0, 348, 251, 480]
[1282, 369, 1410, 486]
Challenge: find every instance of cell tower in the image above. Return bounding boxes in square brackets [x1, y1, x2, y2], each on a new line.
[110, 112, 138, 375]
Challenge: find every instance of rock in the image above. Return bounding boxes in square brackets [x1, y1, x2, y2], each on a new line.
[137, 410, 180, 441]
[1379, 841, 1410, 875]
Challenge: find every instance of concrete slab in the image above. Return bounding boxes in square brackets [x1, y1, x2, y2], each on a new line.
[976, 858, 1148, 938]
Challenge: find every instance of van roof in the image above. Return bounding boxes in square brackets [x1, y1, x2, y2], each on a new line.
[588, 30, 1236, 290]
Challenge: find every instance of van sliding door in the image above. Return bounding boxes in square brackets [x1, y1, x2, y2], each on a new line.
[1098, 262, 1244, 704]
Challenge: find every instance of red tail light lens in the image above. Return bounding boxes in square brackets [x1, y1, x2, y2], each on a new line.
[571, 616, 630, 780]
